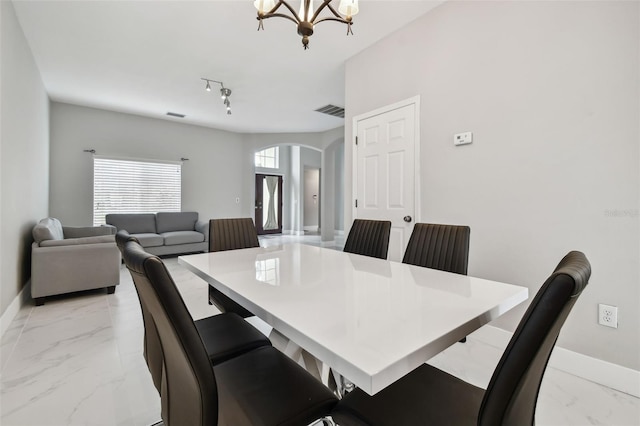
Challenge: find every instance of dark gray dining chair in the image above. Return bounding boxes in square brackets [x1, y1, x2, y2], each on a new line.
[343, 219, 392, 259]
[403, 223, 471, 342]
[402, 223, 470, 274]
[122, 239, 337, 426]
[207, 218, 260, 318]
[117, 232, 270, 395]
[330, 251, 591, 426]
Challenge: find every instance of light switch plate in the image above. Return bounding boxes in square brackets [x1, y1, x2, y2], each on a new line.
[454, 131, 473, 146]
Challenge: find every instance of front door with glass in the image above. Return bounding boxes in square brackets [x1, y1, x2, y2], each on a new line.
[255, 174, 283, 235]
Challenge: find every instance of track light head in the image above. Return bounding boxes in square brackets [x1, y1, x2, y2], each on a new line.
[202, 78, 233, 116]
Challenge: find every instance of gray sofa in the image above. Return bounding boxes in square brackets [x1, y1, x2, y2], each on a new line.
[31, 218, 120, 306]
[105, 212, 208, 256]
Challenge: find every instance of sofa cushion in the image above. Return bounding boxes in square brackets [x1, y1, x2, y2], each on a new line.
[131, 233, 164, 248]
[162, 231, 205, 246]
[106, 214, 157, 234]
[33, 218, 64, 244]
[156, 212, 198, 233]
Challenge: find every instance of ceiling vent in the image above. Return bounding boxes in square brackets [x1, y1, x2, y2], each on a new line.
[166, 112, 185, 118]
[315, 104, 345, 118]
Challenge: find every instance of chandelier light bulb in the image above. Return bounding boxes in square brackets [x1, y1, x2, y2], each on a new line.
[254, 0, 275, 13]
[298, 0, 314, 21]
[338, 0, 359, 17]
[205, 81, 211, 92]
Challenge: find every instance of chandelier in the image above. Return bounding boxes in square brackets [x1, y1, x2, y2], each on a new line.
[254, 0, 360, 50]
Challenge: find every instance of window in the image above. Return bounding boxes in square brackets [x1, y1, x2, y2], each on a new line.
[93, 156, 181, 226]
[255, 146, 279, 169]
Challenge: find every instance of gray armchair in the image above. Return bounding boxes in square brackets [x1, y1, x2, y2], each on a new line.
[31, 218, 120, 306]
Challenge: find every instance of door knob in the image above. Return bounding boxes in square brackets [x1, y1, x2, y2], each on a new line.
[403, 216, 412, 223]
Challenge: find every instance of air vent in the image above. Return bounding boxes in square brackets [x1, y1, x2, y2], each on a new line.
[315, 104, 345, 118]
[166, 112, 185, 118]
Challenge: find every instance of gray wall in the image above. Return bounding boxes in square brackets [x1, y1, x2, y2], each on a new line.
[0, 0, 50, 316]
[303, 168, 320, 228]
[49, 103, 345, 239]
[344, 1, 639, 370]
[243, 130, 344, 239]
[50, 102, 246, 224]
[255, 145, 292, 230]
[300, 147, 322, 230]
[334, 141, 344, 232]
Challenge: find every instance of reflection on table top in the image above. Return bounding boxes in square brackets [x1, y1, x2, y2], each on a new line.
[179, 243, 528, 395]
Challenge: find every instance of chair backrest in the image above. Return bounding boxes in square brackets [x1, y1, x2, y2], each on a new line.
[343, 219, 392, 259]
[209, 218, 260, 252]
[115, 230, 139, 250]
[402, 223, 470, 275]
[478, 251, 591, 426]
[115, 231, 164, 394]
[123, 240, 218, 426]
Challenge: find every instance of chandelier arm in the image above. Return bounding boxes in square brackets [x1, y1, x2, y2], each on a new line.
[309, 0, 333, 23]
[273, 1, 302, 24]
[324, 2, 344, 19]
[266, 0, 284, 14]
[259, 12, 300, 25]
[314, 16, 351, 25]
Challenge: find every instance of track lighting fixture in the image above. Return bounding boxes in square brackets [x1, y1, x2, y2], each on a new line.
[254, 0, 359, 50]
[201, 78, 232, 115]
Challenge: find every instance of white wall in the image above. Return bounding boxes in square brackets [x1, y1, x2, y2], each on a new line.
[344, 1, 639, 370]
[0, 0, 50, 316]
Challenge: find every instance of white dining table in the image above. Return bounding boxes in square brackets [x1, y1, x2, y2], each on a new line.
[179, 243, 528, 396]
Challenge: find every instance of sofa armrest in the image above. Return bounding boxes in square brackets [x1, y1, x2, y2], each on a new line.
[63, 225, 115, 238]
[31, 241, 120, 299]
[195, 220, 210, 242]
[102, 224, 118, 234]
[39, 235, 115, 247]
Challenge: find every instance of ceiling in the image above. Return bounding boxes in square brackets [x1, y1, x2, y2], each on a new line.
[12, 0, 442, 134]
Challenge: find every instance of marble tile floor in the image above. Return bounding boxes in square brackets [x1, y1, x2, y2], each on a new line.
[1, 234, 638, 425]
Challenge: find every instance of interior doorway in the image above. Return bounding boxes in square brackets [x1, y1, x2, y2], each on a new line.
[255, 174, 283, 235]
[303, 167, 320, 233]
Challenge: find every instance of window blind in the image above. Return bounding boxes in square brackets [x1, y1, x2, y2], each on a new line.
[93, 156, 181, 226]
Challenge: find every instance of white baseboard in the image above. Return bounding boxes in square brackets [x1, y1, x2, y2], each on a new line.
[0, 283, 29, 338]
[303, 226, 319, 232]
[471, 325, 640, 398]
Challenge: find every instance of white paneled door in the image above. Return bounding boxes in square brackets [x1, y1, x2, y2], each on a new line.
[354, 98, 420, 262]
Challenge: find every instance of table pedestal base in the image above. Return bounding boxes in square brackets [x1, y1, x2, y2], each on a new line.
[269, 329, 351, 398]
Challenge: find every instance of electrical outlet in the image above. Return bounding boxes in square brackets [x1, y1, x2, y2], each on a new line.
[598, 304, 618, 328]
